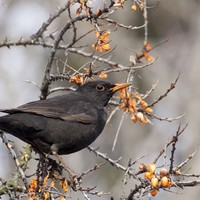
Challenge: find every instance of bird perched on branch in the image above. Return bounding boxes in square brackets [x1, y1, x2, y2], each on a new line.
[0, 80, 130, 155]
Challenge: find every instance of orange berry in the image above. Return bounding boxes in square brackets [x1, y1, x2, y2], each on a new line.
[102, 43, 110, 51]
[151, 189, 158, 196]
[149, 163, 156, 174]
[151, 177, 159, 188]
[145, 107, 153, 113]
[168, 179, 173, 188]
[161, 176, 169, 187]
[160, 168, 168, 177]
[136, 112, 145, 121]
[99, 72, 108, 79]
[141, 100, 148, 107]
[144, 172, 154, 180]
[139, 164, 146, 172]
[131, 4, 137, 11]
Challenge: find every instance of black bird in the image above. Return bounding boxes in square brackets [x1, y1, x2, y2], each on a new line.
[0, 80, 130, 155]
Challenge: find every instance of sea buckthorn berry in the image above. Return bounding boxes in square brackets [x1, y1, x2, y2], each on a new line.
[149, 163, 156, 174]
[160, 168, 168, 177]
[161, 176, 169, 187]
[151, 189, 158, 196]
[151, 177, 159, 188]
[145, 172, 154, 180]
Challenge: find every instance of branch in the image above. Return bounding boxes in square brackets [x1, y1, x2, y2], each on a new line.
[0, 131, 28, 189]
[173, 148, 198, 173]
[149, 74, 180, 107]
[175, 180, 200, 188]
[87, 146, 144, 183]
[31, 1, 71, 40]
[153, 124, 188, 164]
[40, 13, 89, 100]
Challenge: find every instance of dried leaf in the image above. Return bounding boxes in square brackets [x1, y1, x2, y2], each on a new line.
[99, 72, 108, 79]
[92, 31, 111, 52]
[50, 181, 55, 188]
[144, 51, 154, 61]
[102, 43, 110, 51]
[43, 175, 49, 184]
[70, 74, 84, 85]
[44, 192, 49, 200]
[29, 178, 37, 192]
[60, 179, 68, 193]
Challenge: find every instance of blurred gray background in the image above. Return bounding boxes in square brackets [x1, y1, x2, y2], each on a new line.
[0, 0, 200, 199]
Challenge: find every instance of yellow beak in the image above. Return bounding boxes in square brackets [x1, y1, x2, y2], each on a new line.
[109, 82, 131, 93]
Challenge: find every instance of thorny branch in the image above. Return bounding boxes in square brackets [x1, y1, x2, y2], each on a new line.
[0, 131, 28, 190]
[31, 1, 72, 40]
[126, 124, 200, 200]
[174, 148, 198, 174]
[153, 124, 188, 164]
[149, 74, 180, 108]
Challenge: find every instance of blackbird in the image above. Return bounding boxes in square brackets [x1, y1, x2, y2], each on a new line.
[0, 80, 130, 155]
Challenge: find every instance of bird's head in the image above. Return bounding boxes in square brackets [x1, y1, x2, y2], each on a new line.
[76, 80, 131, 107]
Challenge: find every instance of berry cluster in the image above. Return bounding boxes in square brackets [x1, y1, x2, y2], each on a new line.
[139, 163, 173, 196]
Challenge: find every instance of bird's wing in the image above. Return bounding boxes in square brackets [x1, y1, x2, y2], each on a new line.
[0, 95, 96, 124]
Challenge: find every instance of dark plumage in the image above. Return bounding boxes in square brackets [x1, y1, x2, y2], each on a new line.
[0, 80, 130, 155]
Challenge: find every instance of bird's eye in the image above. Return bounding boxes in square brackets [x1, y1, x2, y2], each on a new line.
[96, 84, 105, 91]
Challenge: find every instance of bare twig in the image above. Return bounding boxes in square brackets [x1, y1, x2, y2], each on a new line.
[102, 18, 146, 30]
[87, 146, 144, 183]
[0, 131, 28, 189]
[146, 112, 185, 122]
[143, 0, 148, 45]
[149, 74, 180, 108]
[106, 106, 119, 124]
[40, 13, 89, 100]
[153, 124, 188, 164]
[169, 126, 180, 174]
[31, 1, 72, 40]
[111, 112, 126, 152]
[175, 180, 200, 188]
[173, 148, 198, 173]
[23, 80, 41, 90]
[79, 162, 106, 178]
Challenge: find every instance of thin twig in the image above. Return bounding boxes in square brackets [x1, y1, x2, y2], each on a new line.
[149, 74, 180, 108]
[0, 131, 28, 189]
[111, 112, 126, 152]
[102, 18, 146, 30]
[175, 180, 200, 188]
[106, 106, 119, 125]
[169, 126, 180, 174]
[87, 146, 144, 183]
[153, 124, 188, 164]
[143, 0, 148, 45]
[40, 13, 88, 100]
[31, 1, 72, 39]
[173, 148, 198, 173]
[146, 112, 185, 122]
